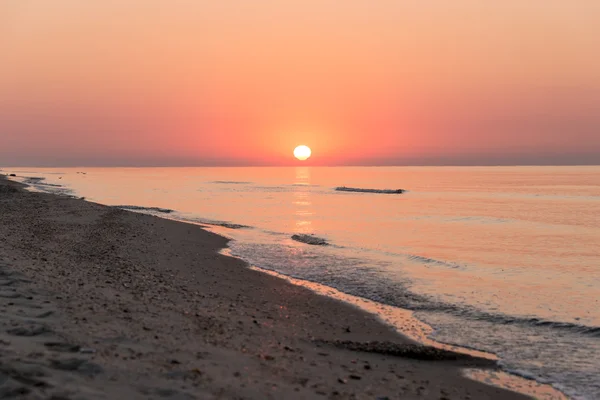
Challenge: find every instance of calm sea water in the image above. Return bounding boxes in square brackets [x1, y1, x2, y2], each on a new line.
[8, 166, 600, 399]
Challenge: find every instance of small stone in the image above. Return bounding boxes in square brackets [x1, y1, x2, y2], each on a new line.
[79, 348, 96, 354]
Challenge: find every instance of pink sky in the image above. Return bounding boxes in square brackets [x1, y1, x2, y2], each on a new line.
[1, 1, 599, 166]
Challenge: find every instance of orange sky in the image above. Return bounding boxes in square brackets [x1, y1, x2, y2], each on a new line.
[1, 1, 599, 166]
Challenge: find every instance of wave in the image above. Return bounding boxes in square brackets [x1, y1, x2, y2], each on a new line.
[175, 215, 251, 230]
[209, 222, 250, 229]
[335, 186, 405, 194]
[405, 254, 464, 269]
[22, 177, 63, 188]
[444, 216, 511, 224]
[254, 186, 288, 192]
[237, 238, 600, 339]
[20, 176, 75, 197]
[114, 205, 174, 214]
[217, 223, 599, 340]
[412, 301, 600, 339]
[339, 268, 600, 339]
[495, 316, 600, 338]
[291, 234, 329, 246]
[241, 243, 600, 339]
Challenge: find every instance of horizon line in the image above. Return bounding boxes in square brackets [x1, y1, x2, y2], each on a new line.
[3, 163, 600, 169]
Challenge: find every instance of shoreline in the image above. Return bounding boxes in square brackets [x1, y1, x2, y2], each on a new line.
[0, 174, 565, 399]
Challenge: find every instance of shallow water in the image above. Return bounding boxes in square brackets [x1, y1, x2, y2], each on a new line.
[7, 166, 600, 399]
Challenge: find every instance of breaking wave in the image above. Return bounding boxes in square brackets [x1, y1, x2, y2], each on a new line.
[20, 176, 74, 196]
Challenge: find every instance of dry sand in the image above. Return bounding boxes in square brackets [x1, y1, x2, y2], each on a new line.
[0, 176, 534, 399]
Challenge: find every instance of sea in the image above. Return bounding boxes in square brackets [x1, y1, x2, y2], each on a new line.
[6, 166, 600, 399]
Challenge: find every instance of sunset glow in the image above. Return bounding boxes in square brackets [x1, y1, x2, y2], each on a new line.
[1, 1, 599, 166]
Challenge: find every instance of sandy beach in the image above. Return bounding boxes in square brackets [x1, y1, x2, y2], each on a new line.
[0, 175, 532, 399]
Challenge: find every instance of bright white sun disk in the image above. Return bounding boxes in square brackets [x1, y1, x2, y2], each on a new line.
[293, 145, 312, 160]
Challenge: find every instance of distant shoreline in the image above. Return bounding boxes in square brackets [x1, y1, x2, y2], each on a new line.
[0, 174, 564, 399]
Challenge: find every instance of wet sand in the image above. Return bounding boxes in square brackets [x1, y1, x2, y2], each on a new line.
[0, 175, 535, 399]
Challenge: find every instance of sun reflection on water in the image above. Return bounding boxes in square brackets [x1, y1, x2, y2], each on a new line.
[293, 167, 314, 234]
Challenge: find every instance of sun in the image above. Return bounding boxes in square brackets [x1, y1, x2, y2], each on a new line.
[293, 145, 312, 161]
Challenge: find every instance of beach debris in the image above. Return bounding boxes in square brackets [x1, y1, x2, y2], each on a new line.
[291, 234, 329, 246]
[349, 374, 362, 380]
[9, 174, 16, 177]
[335, 186, 405, 194]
